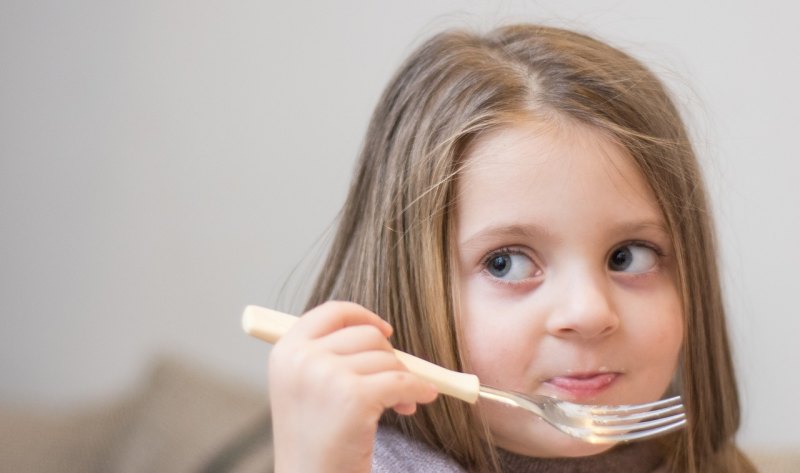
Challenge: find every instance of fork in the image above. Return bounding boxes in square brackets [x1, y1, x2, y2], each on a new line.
[241, 305, 686, 444]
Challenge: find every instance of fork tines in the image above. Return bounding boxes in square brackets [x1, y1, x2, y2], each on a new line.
[583, 396, 686, 442]
[590, 396, 685, 423]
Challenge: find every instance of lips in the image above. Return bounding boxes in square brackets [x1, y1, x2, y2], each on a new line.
[544, 372, 619, 400]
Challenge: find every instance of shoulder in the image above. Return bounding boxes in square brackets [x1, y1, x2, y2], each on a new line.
[372, 425, 466, 473]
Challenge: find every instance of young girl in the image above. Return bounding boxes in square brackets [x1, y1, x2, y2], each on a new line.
[266, 23, 755, 472]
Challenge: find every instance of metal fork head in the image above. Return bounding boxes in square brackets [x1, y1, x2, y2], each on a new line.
[479, 386, 686, 444]
[540, 395, 686, 444]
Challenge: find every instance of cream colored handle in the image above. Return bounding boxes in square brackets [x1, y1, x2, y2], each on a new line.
[242, 305, 480, 403]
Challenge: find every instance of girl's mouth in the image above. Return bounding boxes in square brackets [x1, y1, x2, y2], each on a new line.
[543, 372, 619, 401]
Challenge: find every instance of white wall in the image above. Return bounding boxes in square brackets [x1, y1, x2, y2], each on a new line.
[1, 0, 797, 449]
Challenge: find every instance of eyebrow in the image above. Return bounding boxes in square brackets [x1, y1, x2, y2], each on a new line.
[459, 220, 670, 249]
[611, 220, 671, 237]
[459, 223, 559, 249]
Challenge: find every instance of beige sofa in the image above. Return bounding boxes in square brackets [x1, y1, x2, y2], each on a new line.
[0, 357, 273, 472]
[1, 357, 795, 472]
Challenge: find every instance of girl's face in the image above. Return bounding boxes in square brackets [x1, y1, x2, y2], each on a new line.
[455, 120, 683, 457]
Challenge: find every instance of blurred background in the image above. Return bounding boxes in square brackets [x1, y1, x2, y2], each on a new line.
[1, 0, 797, 451]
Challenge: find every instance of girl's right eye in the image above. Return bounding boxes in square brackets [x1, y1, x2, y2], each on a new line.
[483, 250, 540, 282]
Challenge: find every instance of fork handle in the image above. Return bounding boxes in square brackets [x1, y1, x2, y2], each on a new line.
[242, 305, 480, 404]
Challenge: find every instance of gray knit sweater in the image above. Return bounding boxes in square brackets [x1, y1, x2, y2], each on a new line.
[372, 426, 668, 473]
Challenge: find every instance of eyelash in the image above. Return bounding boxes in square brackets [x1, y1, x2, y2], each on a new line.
[480, 246, 529, 267]
[609, 240, 669, 279]
[479, 246, 541, 286]
[615, 240, 666, 257]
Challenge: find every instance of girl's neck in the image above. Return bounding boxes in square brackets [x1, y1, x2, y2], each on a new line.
[495, 440, 665, 473]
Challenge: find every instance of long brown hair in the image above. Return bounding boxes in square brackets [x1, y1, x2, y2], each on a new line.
[305, 24, 754, 472]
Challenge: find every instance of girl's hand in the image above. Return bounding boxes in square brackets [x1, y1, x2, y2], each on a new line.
[268, 301, 438, 473]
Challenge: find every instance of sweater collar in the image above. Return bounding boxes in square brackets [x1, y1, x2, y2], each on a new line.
[495, 441, 665, 473]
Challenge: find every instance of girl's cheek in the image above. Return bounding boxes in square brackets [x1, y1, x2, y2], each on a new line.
[470, 273, 543, 303]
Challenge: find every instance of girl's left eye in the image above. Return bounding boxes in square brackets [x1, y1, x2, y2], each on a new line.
[608, 244, 659, 273]
[483, 250, 540, 281]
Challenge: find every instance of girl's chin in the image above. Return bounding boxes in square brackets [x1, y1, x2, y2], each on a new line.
[501, 437, 615, 458]
[491, 421, 617, 458]
[546, 439, 616, 458]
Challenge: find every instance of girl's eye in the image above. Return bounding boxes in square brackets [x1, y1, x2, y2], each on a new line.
[608, 244, 659, 273]
[484, 251, 539, 281]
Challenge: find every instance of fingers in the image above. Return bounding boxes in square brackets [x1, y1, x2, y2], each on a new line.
[290, 301, 393, 341]
[316, 324, 394, 355]
[339, 350, 405, 375]
[361, 370, 439, 411]
[267, 301, 436, 472]
[270, 300, 438, 419]
[392, 403, 418, 415]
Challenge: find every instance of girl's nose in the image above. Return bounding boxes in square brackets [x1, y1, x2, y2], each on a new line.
[545, 273, 620, 340]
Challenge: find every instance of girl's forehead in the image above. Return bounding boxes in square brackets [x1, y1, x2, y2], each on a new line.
[464, 118, 619, 166]
[454, 120, 665, 238]
[460, 120, 642, 188]
[459, 119, 651, 188]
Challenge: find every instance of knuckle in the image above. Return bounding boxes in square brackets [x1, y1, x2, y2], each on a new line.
[317, 300, 360, 315]
[316, 300, 341, 312]
[385, 354, 406, 371]
[335, 300, 366, 312]
[392, 371, 414, 386]
[389, 355, 410, 371]
[305, 300, 343, 321]
[361, 324, 386, 341]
